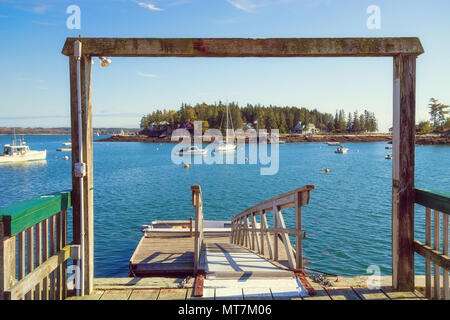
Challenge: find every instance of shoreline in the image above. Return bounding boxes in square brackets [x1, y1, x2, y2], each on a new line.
[96, 134, 449, 145]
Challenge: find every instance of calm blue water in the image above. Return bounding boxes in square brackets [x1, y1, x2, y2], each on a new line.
[0, 135, 448, 277]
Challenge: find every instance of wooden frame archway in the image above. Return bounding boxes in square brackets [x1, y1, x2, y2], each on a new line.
[62, 37, 424, 294]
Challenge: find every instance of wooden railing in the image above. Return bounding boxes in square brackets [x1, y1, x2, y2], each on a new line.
[413, 188, 449, 300]
[0, 192, 72, 300]
[191, 185, 204, 274]
[231, 185, 314, 271]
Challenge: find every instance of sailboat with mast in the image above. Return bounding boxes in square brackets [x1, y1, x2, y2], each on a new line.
[214, 104, 236, 153]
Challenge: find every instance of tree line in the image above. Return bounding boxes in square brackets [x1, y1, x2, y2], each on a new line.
[140, 102, 378, 134]
[416, 98, 450, 134]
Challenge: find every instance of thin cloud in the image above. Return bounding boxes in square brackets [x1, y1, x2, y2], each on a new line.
[30, 5, 49, 14]
[0, 14, 8, 18]
[227, 0, 287, 12]
[137, 72, 158, 78]
[227, 0, 261, 12]
[137, 2, 164, 11]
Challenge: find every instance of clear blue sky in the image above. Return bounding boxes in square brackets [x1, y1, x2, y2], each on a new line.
[0, 0, 449, 131]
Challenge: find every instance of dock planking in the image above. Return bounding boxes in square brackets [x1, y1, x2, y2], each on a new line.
[66, 279, 426, 300]
[129, 235, 229, 277]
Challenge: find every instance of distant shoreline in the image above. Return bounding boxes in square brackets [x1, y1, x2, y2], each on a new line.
[96, 134, 449, 145]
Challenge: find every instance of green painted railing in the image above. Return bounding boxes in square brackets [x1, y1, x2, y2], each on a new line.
[0, 191, 72, 300]
[413, 187, 449, 300]
[415, 188, 450, 214]
[0, 191, 71, 236]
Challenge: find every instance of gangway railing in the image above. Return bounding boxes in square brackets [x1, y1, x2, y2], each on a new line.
[230, 185, 315, 271]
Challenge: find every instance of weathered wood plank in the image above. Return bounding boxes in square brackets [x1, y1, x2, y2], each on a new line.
[94, 277, 194, 289]
[157, 289, 187, 300]
[326, 287, 361, 300]
[352, 287, 389, 300]
[270, 287, 302, 300]
[129, 289, 160, 300]
[100, 289, 132, 300]
[62, 38, 424, 58]
[66, 289, 104, 300]
[392, 54, 416, 291]
[381, 287, 424, 300]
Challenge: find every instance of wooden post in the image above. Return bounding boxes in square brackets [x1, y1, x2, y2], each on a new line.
[70, 49, 94, 295]
[0, 222, 16, 300]
[273, 205, 279, 261]
[295, 192, 303, 270]
[392, 54, 416, 291]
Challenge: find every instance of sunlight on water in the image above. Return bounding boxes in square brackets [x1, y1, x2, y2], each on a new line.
[0, 135, 448, 277]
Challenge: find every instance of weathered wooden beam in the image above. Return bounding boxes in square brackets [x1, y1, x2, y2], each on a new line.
[81, 56, 94, 295]
[392, 54, 416, 292]
[413, 240, 450, 270]
[62, 38, 424, 57]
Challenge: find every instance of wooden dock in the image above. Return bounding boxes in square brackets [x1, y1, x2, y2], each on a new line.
[66, 276, 427, 300]
[129, 236, 230, 277]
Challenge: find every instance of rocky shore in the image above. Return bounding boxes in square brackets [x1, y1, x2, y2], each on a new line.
[97, 133, 449, 145]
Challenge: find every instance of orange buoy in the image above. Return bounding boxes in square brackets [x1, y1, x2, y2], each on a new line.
[184, 163, 189, 168]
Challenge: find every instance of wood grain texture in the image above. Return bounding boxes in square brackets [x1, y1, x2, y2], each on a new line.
[62, 38, 424, 57]
[392, 54, 416, 291]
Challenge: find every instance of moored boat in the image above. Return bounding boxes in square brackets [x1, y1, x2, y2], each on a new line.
[334, 145, 349, 154]
[0, 143, 46, 163]
[177, 145, 207, 155]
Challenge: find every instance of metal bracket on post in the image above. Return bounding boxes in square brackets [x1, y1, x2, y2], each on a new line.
[73, 162, 86, 178]
[70, 245, 81, 260]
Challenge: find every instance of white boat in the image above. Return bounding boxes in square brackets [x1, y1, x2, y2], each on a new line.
[57, 148, 72, 152]
[214, 142, 236, 152]
[214, 105, 236, 153]
[327, 142, 341, 146]
[62, 142, 72, 146]
[334, 145, 349, 154]
[177, 145, 207, 155]
[385, 154, 392, 160]
[0, 143, 46, 163]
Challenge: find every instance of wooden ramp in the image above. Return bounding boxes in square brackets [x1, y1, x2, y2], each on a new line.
[202, 242, 307, 299]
